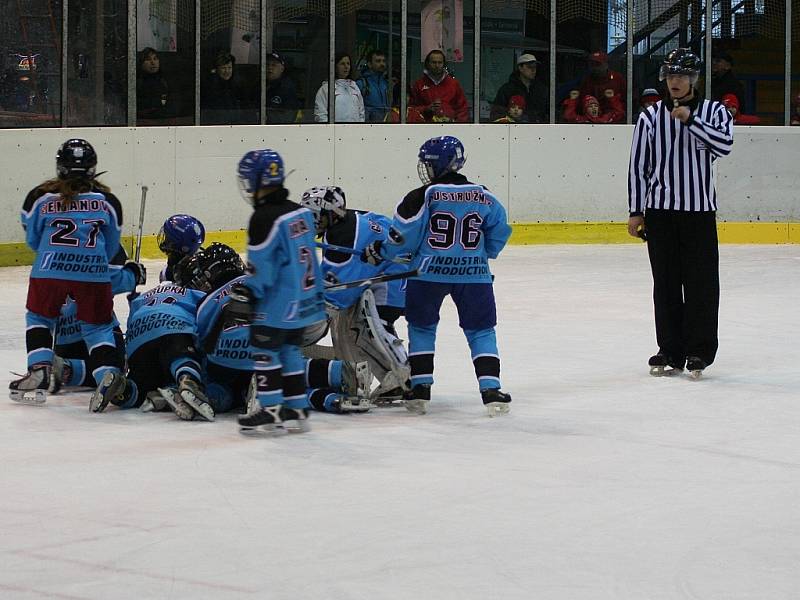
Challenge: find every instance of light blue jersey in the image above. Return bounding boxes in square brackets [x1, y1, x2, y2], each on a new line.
[382, 174, 511, 283]
[245, 199, 325, 329]
[125, 283, 206, 356]
[196, 276, 255, 370]
[322, 210, 406, 309]
[21, 190, 122, 283]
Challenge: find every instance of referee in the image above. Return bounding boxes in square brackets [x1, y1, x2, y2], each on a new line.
[627, 48, 733, 377]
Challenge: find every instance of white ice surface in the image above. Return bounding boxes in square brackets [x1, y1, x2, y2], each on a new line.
[1, 245, 799, 600]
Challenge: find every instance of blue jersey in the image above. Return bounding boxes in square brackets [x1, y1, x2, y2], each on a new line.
[322, 210, 406, 310]
[197, 276, 255, 370]
[245, 191, 325, 329]
[55, 246, 135, 345]
[382, 173, 511, 284]
[21, 186, 122, 283]
[125, 283, 206, 356]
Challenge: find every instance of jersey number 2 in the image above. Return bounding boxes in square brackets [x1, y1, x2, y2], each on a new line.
[50, 218, 103, 248]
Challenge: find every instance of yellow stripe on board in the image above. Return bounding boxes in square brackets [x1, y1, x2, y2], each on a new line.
[0, 223, 795, 268]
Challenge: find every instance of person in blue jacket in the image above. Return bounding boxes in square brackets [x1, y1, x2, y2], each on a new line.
[363, 135, 513, 417]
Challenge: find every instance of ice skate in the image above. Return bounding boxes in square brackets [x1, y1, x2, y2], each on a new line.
[49, 355, 70, 394]
[159, 386, 196, 420]
[404, 383, 430, 415]
[342, 361, 372, 398]
[90, 370, 128, 412]
[336, 395, 372, 413]
[648, 352, 684, 377]
[9, 364, 51, 405]
[279, 407, 311, 433]
[370, 386, 406, 406]
[238, 405, 284, 434]
[140, 390, 168, 412]
[177, 374, 215, 422]
[686, 356, 707, 380]
[482, 388, 512, 417]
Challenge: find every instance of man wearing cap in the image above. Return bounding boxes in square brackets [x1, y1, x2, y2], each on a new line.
[266, 50, 299, 124]
[578, 50, 625, 123]
[490, 53, 548, 123]
[711, 50, 746, 113]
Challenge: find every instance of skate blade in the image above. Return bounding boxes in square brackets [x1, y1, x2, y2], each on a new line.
[89, 371, 117, 413]
[159, 387, 195, 421]
[649, 366, 684, 377]
[180, 391, 215, 422]
[403, 399, 429, 415]
[688, 370, 703, 380]
[239, 423, 284, 436]
[10, 389, 47, 405]
[485, 401, 511, 417]
[281, 419, 311, 434]
[371, 397, 404, 407]
[338, 398, 372, 413]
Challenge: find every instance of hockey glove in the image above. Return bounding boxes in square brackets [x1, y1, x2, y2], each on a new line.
[224, 283, 254, 326]
[362, 240, 384, 266]
[124, 261, 147, 286]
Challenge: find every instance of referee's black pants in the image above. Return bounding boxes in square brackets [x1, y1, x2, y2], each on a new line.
[644, 209, 720, 366]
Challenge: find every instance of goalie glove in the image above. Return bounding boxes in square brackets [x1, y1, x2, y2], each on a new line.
[224, 283, 254, 326]
[123, 261, 147, 286]
[361, 240, 384, 266]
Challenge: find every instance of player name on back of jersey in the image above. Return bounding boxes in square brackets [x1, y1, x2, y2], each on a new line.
[430, 189, 491, 204]
[39, 197, 110, 214]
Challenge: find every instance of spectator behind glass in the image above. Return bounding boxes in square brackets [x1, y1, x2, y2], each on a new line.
[577, 50, 626, 123]
[136, 47, 175, 124]
[357, 50, 390, 123]
[490, 53, 548, 123]
[640, 88, 661, 112]
[562, 92, 621, 124]
[314, 53, 365, 123]
[792, 93, 800, 126]
[493, 95, 528, 123]
[711, 50, 746, 113]
[721, 93, 760, 125]
[266, 51, 298, 124]
[409, 50, 469, 123]
[201, 51, 253, 125]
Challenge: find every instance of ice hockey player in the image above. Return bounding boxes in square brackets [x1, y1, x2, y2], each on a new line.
[51, 245, 145, 390]
[92, 271, 211, 420]
[299, 185, 410, 403]
[362, 135, 513, 416]
[189, 243, 372, 415]
[232, 149, 327, 433]
[157, 213, 205, 282]
[11, 139, 128, 405]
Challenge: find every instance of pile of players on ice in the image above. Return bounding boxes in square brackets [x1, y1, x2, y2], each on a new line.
[10, 136, 513, 433]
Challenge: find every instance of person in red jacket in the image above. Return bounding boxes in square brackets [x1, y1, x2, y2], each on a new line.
[562, 92, 620, 124]
[721, 93, 760, 125]
[408, 50, 469, 123]
[577, 50, 626, 123]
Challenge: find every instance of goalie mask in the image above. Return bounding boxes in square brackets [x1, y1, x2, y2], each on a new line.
[300, 186, 347, 234]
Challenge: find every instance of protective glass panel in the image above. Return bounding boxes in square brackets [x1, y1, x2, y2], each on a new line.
[556, 0, 628, 124]
[0, 0, 63, 127]
[406, 0, 475, 123]
[200, 0, 260, 125]
[480, 0, 550, 124]
[66, 0, 128, 126]
[136, 0, 195, 125]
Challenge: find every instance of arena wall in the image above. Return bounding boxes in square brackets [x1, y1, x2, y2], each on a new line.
[1, 124, 798, 265]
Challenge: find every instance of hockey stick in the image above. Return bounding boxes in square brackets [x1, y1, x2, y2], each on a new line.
[315, 241, 412, 264]
[134, 186, 148, 262]
[324, 269, 418, 291]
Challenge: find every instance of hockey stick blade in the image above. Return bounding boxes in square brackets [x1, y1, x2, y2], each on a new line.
[315, 241, 412, 264]
[324, 269, 418, 291]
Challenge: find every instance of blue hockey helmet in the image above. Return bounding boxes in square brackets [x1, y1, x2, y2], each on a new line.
[56, 138, 97, 179]
[417, 135, 466, 184]
[157, 214, 206, 256]
[237, 149, 285, 203]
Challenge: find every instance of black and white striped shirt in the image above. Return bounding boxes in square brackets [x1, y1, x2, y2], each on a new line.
[628, 98, 733, 213]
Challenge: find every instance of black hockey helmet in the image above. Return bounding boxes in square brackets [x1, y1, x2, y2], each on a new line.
[196, 243, 245, 292]
[56, 138, 97, 179]
[659, 48, 701, 81]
